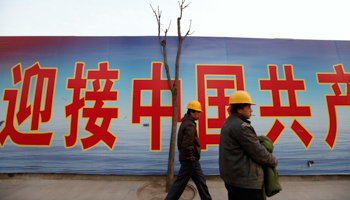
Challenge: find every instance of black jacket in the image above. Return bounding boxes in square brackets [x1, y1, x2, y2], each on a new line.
[219, 113, 278, 189]
[177, 114, 201, 163]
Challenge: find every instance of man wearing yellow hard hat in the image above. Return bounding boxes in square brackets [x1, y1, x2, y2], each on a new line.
[165, 100, 212, 200]
[219, 91, 278, 200]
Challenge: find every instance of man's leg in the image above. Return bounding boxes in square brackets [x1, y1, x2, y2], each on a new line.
[165, 162, 195, 200]
[191, 162, 212, 200]
[224, 182, 236, 200]
[224, 182, 263, 200]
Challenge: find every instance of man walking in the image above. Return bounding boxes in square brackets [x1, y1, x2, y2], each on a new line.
[165, 100, 212, 200]
[219, 91, 278, 200]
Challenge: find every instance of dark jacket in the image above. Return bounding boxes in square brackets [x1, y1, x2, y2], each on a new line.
[219, 113, 278, 189]
[178, 114, 201, 163]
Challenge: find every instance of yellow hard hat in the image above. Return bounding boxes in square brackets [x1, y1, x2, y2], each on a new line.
[229, 91, 256, 105]
[187, 100, 202, 112]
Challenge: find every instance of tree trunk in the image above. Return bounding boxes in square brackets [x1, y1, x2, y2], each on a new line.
[166, 89, 178, 192]
[150, 0, 192, 193]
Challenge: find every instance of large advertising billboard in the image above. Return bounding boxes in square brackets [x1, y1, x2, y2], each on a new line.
[0, 36, 349, 175]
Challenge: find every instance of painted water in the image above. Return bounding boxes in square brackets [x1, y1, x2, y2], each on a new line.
[1, 110, 349, 176]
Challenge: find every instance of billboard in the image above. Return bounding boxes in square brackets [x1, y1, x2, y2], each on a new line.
[0, 36, 349, 175]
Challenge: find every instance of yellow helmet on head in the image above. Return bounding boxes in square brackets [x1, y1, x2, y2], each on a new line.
[229, 91, 256, 105]
[187, 100, 202, 112]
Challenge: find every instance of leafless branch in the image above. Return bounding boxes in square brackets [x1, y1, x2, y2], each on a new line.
[183, 20, 194, 40]
[150, 5, 162, 45]
[150, 5, 171, 45]
[177, 1, 193, 41]
[178, 0, 192, 19]
[166, 21, 172, 33]
[150, 4, 175, 92]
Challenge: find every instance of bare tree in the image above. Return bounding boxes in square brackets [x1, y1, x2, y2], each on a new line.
[150, 0, 193, 192]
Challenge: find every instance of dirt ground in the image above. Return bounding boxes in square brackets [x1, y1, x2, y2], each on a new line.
[137, 182, 196, 200]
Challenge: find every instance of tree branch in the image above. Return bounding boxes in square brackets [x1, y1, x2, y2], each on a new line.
[183, 20, 194, 40]
[150, 5, 162, 45]
[150, 4, 175, 93]
[174, 0, 193, 87]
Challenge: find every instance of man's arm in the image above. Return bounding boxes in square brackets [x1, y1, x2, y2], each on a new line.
[237, 123, 278, 167]
[182, 124, 195, 162]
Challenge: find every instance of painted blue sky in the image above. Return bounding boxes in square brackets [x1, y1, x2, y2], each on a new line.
[0, 36, 349, 115]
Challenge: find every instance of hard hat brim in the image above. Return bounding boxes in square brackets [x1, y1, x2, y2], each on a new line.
[229, 102, 256, 105]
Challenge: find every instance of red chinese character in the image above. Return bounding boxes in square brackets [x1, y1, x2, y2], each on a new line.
[131, 62, 182, 151]
[0, 62, 56, 147]
[196, 65, 245, 150]
[65, 62, 119, 151]
[64, 62, 86, 148]
[259, 65, 313, 149]
[317, 64, 350, 150]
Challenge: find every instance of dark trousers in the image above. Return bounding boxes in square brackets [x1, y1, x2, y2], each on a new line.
[225, 182, 263, 200]
[165, 161, 212, 200]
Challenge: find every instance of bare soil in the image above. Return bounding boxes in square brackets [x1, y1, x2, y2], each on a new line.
[137, 182, 196, 200]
